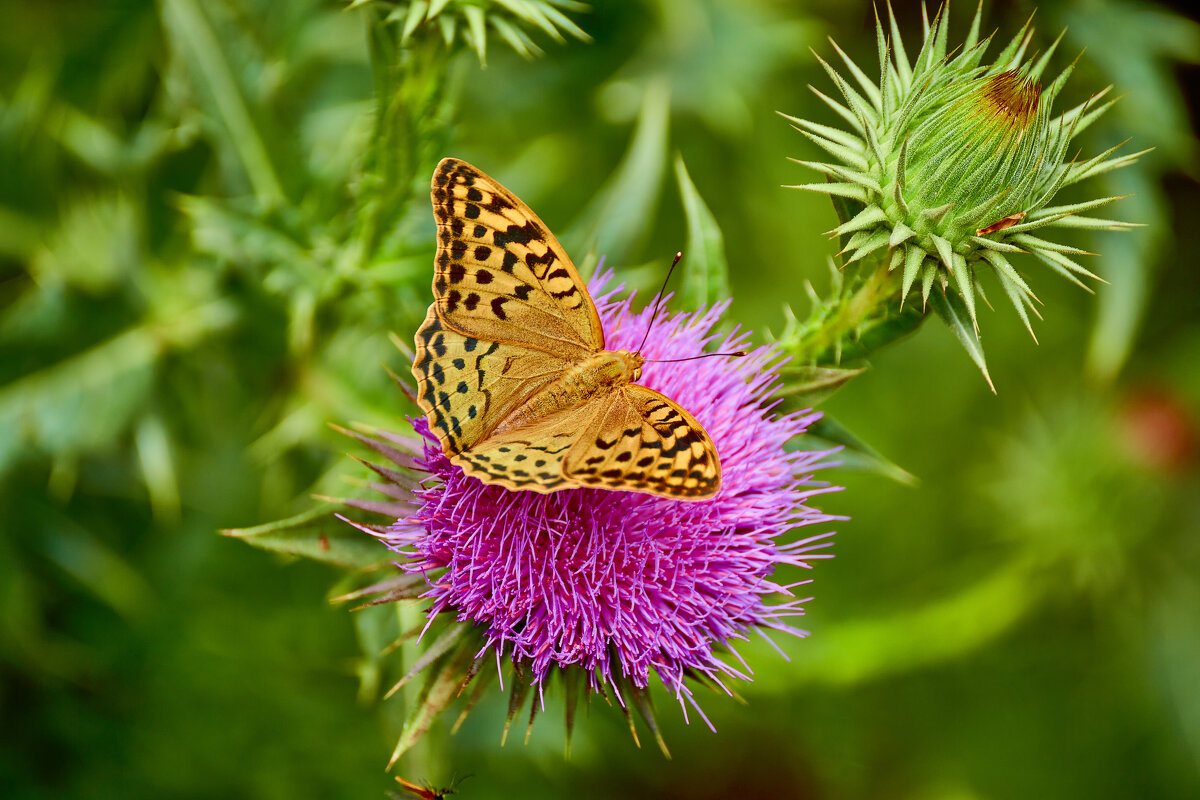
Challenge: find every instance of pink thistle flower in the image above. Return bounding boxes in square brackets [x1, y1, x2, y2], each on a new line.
[360, 270, 841, 739]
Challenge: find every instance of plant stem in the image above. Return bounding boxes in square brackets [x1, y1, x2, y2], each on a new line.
[789, 257, 924, 367]
[353, 18, 458, 268]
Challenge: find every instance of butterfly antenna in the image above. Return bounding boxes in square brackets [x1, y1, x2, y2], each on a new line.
[635, 251, 684, 355]
[643, 350, 748, 364]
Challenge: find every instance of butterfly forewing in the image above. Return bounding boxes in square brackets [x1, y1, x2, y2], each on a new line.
[563, 385, 720, 499]
[432, 158, 603, 356]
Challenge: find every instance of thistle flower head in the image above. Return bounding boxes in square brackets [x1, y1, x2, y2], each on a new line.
[785, 4, 1144, 336]
[346, 272, 839, 755]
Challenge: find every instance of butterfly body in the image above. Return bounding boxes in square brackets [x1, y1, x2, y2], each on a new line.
[491, 349, 642, 437]
[413, 158, 721, 500]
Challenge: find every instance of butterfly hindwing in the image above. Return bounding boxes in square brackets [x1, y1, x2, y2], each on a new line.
[432, 158, 603, 358]
[451, 404, 600, 493]
[563, 384, 720, 499]
[413, 306, 574, 454]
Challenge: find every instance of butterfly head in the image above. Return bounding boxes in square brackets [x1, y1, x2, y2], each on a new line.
[614, 349, 645, 383]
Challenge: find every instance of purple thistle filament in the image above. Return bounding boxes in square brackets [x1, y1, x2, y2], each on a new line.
[378, 272, 841, 719]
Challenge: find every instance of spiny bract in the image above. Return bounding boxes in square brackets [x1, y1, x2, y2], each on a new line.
[348, 0, 590, 63]
[784, 3, 1144, 336]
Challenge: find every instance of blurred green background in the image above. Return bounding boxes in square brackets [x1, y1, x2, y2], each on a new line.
[2, 0, 1199, 797]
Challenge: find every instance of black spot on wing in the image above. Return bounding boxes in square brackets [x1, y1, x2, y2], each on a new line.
[492, 222, 537, 248]
[526, 250, 556, 277]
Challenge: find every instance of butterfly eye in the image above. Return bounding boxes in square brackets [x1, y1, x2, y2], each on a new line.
[633, 367, 642, 382]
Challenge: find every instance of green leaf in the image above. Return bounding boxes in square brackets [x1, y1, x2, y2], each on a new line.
[796, 415, 917, 486]
[159, 0, 287, 209]
[564, 78, 670, 273]
[0, 302, 236, 474]
[462, 5, 487, 65]
[754, 562, 1036, 688]
[930, 286, 995, 392]
[135, 414, 181, 527]
[387, 636, 475, 767]
[176, 195, 319, 282]
[0, 204, 42, 259]
[674, 156, 730, 309]
[38, 509, 154, 621]
[32, 192, 139, 293]
[351, 603, 399, 704]
[221, 504, 393, 570]
[1086, 204, 1152, 382]
[778, 365, 866, 406]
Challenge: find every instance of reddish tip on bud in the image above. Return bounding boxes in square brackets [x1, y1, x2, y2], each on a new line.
[979, 70, 1042, 128]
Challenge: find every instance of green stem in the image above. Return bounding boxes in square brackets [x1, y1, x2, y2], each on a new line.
[352, 16, 458, 267]
[789, 258, 924, 367]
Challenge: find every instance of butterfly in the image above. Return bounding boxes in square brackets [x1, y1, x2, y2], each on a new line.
[411, 158, 721, 500]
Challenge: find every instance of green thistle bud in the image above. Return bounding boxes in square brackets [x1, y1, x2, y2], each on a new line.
[784, 4, 1144, 348]
[348, 0, 590, 64]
